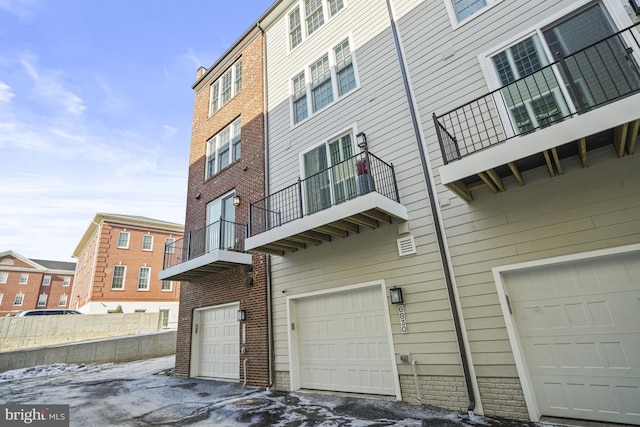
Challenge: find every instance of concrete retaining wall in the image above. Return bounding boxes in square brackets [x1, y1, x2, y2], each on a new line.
[0, 330, 177, 373]
[0, 313, 164, 352]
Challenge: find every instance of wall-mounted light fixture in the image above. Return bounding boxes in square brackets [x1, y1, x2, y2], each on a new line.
[237, 309, 246, 321]
[356, 132, 367, 149]
[233, 195, 241, 206]
[389, 287, 404, 304]
[195, 192, 201, 200]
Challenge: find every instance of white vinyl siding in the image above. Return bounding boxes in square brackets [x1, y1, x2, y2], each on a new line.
[142, 234, 153, 251]
[138, 267, 151, 291]
[206, 117, 241, 178]
[117, 231, 130, 248]
[111, 265, 126, 290]
[37, 293, 47, 307]
[209, 58, 242, 116]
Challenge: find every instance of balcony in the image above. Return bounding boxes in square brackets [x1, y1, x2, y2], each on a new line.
[245, 149, 408, 255]
[435, 22, 640, 201]
[159, 219, 252, 281]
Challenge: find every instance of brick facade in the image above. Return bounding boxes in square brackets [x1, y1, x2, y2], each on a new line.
[174, 30, 269, 387]
[0, 251, 75, 316]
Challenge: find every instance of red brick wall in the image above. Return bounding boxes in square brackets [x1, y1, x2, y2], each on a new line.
[175, 32, 270, 387]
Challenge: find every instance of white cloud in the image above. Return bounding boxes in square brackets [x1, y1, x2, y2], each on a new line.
[0, 0, 36, 19]
[162, 125, 178, 140]
[0, 80, 15, 103]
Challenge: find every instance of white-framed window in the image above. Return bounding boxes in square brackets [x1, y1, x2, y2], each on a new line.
[165, 237, 176, 254]
[59, 294, 67, 307]
[142, 234, 153, 251]
[0, 292, 3, 305]
[37, 293, 47, 307]
[287, 0, 346, 50]
[111, 265, 126, 290]
[206, 117, 241, 178]
[445, 0, 502, 27]
[480, 2, 640, 136]
[209, 58, 242, 116]
[161, 280, 173, 292]
[137, 266, 150, 291]
[291, 37, 358, 125]
[42, 275, 51, 286]
[117, 231, 130, 248]
[63, 276, 71, 287]
[19, 274, 28, 284]
[14, 292, 24, 306]
[0, 272, 7, 283]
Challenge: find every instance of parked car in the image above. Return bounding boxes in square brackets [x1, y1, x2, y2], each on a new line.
[14, 309, 82, 316]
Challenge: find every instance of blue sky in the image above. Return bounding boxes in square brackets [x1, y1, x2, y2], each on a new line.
[0, 0, 273, 261]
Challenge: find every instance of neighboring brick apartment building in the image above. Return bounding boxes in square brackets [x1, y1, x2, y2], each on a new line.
[0, 250, 75, 317]
[160, 25, 268, 386]
[72, 213, 184, 328]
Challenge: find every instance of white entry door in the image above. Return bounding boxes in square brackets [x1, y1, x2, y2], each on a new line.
[292, 285, 396, 396]
[194, 303, 239, 380]
[503, 251, 640, 425]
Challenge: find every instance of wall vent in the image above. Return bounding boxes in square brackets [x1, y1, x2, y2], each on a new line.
[397, 235, 417, 256]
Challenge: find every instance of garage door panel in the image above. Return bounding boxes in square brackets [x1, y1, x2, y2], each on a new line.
[295, 286, 395, 396]
[504, 251, 640, 425]
[197, 304, 239, 380]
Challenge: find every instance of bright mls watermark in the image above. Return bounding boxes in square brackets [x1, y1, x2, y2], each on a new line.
[1, 405, 69, 426]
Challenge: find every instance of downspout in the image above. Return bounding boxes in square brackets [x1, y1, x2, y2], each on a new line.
[384, 0, 476, 414]
[257, 21, 276, 390]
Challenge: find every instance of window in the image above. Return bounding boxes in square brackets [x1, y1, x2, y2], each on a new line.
[37, 293, 47, 307]
[447, 0, 500, 25]
[291, 38, 358, 124]
[206, 117, 241, 178]
[117, 231, 130, 248]
[42, 275, 51, 286]
[137, 267, 150, 291]
[287, 0, 345, 50]
[206, 192, 237, 250]
[159, 309, 170, 328]
[0, 272, 7, 283]
[59, 294, 67, 307]
[209, 58, 242, 116]
[111, 265, 126, 290]
[63, 276, 71, 287]
[165, 238, 175, 254]
[19, 274, 28, 284]
[0, 292, 2, 305]
[14, 293, 24, 306]
[161, 280, 173, 291]
[142, 234, 153, 251]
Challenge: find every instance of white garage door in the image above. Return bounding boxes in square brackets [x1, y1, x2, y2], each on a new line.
[293, 285, 396, 396]
[504, 252, 640, 425]
[195, 304, 239, 380]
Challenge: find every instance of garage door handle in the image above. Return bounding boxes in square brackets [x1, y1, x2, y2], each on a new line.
[195, 324, 198, 334]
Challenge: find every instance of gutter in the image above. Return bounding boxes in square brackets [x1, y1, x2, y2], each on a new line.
[384, 0, 477, 414]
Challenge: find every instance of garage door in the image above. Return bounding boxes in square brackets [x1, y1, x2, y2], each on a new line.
[504, 252, 640, 425]
[293, 285, 396, 396]
[196, 304, 239, 380]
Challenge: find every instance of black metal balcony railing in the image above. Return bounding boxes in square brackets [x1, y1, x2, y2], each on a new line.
[249, 150, 400, 236]
[435, 22, 640, 164]
[163, 219, 247, 270]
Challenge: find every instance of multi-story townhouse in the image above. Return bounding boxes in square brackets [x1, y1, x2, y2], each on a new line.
[0, 250, 75, 316]
[159, 26, 269, 386]
[242, 0, 640, 426]
[72, 213, 183, 328]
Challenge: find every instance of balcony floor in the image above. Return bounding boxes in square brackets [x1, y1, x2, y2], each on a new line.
[159, 249, 252, 282]
[245, 191, 408, 256]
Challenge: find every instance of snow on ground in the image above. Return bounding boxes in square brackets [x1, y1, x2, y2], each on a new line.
[0, 362, 108, 382]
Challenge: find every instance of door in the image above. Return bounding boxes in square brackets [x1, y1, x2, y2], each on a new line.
[206, 193, 236, 251]
[304, 145, 331, 214]
[292, 285, 396, 396]
[195, 304, 239, 380]
[503, 252, 640, 425]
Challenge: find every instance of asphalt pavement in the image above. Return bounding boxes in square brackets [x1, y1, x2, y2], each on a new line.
[0, 355, 560, 426]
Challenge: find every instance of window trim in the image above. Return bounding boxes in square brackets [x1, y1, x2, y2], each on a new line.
[62, 276, 71, 287]
[14, 292, 24, 306]
[137, 266, 151, 291]
[37, 293, 47, 307]
[444, 0, 503, 29]
[286, 0, 347, 53]
[205, 116, 242, 179]
[111, 265, 126, 290]
[290, 35, 359, 127]
[117, 231, 130, 249]
[42, 275, 51, 286]
[142, 234, 154, 251]
[165, 237, 176, 254]
[0, 272, 7, 283]
[19, 273, 28, 284]
[208, 57, 243, 116]
[161, 280, 173, 292]
[59, 294, 67, 307]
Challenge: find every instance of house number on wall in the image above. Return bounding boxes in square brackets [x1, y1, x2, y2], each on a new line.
[398, 304, 408, 334]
